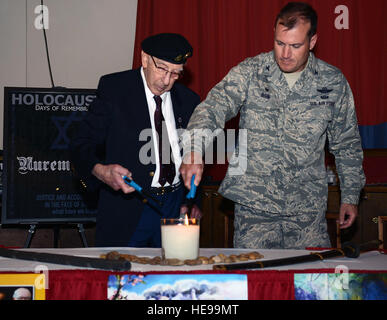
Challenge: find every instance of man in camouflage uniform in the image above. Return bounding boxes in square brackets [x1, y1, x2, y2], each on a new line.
[180, 2, 365, 249]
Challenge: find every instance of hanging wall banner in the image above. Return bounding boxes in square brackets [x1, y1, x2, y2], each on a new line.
[1, 87, 98, 224]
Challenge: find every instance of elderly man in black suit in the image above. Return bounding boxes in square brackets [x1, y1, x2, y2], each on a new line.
[71, 33, 201, 247]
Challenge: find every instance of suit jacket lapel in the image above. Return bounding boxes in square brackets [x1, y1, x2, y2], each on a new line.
[170, 86, 185, 129]
[130, 68, 152, 129]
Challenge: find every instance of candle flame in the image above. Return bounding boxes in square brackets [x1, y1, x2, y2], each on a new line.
[184, 213, 189, 226]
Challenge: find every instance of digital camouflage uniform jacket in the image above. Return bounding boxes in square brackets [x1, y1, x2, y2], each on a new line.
[184, 51, 365, 215]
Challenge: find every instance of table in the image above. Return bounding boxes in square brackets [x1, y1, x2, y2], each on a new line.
[0, 247, 386, 300]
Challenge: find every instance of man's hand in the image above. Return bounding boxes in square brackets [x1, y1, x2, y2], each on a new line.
[180, 204, 202, 219]
[92, 163, 135, 193]
[338, 203, 358, 229]
[179, 152, 204, 190]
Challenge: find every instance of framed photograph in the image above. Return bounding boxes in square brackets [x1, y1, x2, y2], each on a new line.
[0, 273, 46, 300]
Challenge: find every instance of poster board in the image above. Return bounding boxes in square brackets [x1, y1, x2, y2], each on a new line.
[1, 87, 98, 224]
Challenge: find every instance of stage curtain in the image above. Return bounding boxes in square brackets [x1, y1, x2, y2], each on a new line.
[132, 0, 387, 181]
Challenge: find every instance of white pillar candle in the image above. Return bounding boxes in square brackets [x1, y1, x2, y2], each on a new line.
[161, 217, 200, 261]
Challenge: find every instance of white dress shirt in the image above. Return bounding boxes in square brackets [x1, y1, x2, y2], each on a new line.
[140, 68, 182, 187]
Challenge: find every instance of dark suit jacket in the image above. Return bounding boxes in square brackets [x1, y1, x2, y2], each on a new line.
[71, 68, 200, 246]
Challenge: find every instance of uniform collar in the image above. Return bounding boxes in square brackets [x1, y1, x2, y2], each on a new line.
[292, 52, 319, 93]
[266, 51, 319, 94]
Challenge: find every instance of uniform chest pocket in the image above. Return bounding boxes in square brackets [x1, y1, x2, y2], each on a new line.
[301, 104, 333, 121]
[285, 105, 332, 143]
[241, 98, 280, 130]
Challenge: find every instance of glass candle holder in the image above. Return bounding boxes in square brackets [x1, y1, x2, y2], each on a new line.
[161, 217, 200, 261]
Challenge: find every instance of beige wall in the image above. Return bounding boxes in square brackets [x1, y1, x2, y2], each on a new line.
[0, 0, 138, 149]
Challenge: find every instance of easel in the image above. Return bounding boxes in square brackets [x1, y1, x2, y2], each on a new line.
[24, 223, 89, 248]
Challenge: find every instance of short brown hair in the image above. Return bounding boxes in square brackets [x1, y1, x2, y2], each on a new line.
[275, 2, 318, 38]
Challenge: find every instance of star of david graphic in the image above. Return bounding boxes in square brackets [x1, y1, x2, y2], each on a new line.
[51, 111, 84, 149]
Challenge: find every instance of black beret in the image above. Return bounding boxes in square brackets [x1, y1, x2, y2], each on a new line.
[141, 33, 193, 64]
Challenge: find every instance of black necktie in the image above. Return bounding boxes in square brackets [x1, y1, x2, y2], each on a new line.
[153, 95, 176, 186]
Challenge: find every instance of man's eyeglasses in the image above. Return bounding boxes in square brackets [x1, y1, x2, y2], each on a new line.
[151, 56, 183, 80]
